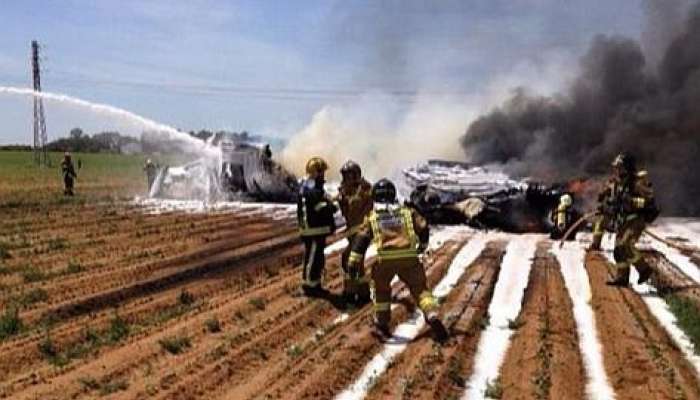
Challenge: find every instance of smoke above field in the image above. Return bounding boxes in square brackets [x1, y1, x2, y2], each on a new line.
[461, 0, 700, 215]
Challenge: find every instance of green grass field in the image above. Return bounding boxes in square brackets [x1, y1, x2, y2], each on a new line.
[0, 151, 157, 205]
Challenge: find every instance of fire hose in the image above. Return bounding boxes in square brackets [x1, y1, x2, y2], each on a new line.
[559, 212, 699, 253]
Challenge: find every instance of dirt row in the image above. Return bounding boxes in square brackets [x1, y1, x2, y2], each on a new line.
[3, 205, 700, 400]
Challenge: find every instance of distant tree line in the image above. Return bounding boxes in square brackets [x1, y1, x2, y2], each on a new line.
[46, 128, 140, 153]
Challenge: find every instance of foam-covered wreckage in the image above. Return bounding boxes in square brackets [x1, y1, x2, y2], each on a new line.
[402, 160, 583, 236]
[149, 133, 299, 202]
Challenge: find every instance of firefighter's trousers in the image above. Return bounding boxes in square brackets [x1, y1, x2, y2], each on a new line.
[371, 256, 438, 328]
[591, 213, 611, 248]
[63, 176, 75, 196]
[301, 235, 327, 289]
[341, 233, 369, 298]
[612, 217, 651, 281]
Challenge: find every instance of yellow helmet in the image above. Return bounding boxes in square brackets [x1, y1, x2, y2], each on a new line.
[305, 157, 328, 175]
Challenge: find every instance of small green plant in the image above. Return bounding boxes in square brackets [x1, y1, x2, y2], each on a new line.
[78, 376, 101, 391]
[204, 317, 221, 333]
[65, 260, 85, 274]
[17, 287, 49, 306]
[0, 307, 23, 340]
[38, 332, 69, 366]
[108, 313, 130, 343]
[47, 238, 67, 251]
[20, 264, 46, 283]
[478, 313, 491, 331]
[159, 335, 191, 354]
[484, 378, 503, 399]
[99, 379, 129, 395]
[665, 294, 700, 354]
[507, 317, 525, 330]
[0, 241, 11, 260]
[178, 289, 195, 306]
[248, 297, 266, 311]
[286, 344, 303, 358]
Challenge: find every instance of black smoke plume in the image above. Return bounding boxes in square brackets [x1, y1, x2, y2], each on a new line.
[461, 2, 700, 216]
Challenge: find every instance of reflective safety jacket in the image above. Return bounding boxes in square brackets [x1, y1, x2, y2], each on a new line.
[598, 170, 657, 226]
[61, 160, 77, 179]
[337, 178, 373, 234]
[297, 177, 337, 237]
[349, 203, 429, 263]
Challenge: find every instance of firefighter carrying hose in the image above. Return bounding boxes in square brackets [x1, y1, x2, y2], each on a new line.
[336, 160, 373, 305]
[347, 179, 448, 342]
[599, 153, 659, 287]
[297, 157, 337, 297]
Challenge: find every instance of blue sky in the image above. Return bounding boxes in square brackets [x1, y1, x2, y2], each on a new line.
[0, 0, 645, 144]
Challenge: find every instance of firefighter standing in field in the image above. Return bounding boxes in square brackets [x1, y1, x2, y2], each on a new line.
[550, 193, 581, 240]
[347, 179, 447, 341]
[598, 153, 659, 286]
[336, 160, 373, 305]
[61, 152, 77, 196]
[143, 159, 158, 193]
[297, 157, 337, 296]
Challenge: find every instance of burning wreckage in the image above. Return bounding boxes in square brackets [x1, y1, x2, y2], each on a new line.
[402, 160, 584, 238]
[149, 134, 299, 203]
[149, 140, 582, 238]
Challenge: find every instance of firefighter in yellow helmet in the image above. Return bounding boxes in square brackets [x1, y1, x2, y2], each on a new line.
[347, 178, 448, 342]
[297, 157, 337, 296]
[550, 193, 581, 240]
[336, 160, 373, 305]
[602, 153, 659, 286]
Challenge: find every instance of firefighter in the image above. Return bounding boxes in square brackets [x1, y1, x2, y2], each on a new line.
[143, 159, 158, 193]
[61, 152, 77, 196]
[347, 179, 448, 342]
[550, 193, 581, 240]
[603, 153, 659, 287]
[589, 177, 619, 251]
[297, 157, 337, 296]
[336, 160, 373, 305]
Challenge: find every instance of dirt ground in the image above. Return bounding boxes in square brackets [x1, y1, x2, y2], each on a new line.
[0, 197, 699, 400]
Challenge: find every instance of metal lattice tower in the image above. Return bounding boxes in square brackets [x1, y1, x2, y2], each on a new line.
[31, 40, 48, 166]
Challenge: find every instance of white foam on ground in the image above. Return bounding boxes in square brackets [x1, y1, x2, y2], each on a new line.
[599, 237, 700, 378]
[641, 231, 700, 285]
[553, 241, 616, 400]
[335, 230, 490, 400]
[462, 235, 539, 400]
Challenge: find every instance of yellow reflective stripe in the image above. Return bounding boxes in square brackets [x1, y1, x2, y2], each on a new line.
[299, 226, 331, 236]
[373, 302, 390, 312]
[377, 249, 418, 260]
[418, 291, 437, 311]
[348, 251, 363, 264]
[314, 201, 328, 212]
[369, 212, 382, 248]
[632, 197, 645, 208]
[400, 208, 417, 249]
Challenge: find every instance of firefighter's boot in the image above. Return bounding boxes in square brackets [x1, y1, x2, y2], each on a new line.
[606, 267, 630, 287]
[425, 310, 448, 343]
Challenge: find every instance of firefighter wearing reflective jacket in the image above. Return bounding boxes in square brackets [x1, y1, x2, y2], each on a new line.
[297, 157, 337, 296]
[550, 193, 581, 240]
[604, 153, 659, 287]
[347, 179, 448, 342]
[337, 160, 373, 305]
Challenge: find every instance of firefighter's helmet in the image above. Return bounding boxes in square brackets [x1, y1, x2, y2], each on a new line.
[305, 157, 329, 175]
[372, 178, 397, 203]
[340, 160, 361, 178]
[560, 193, 573, 207]
[64, 152, 71, 159]
[612, 152, 636, 173]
